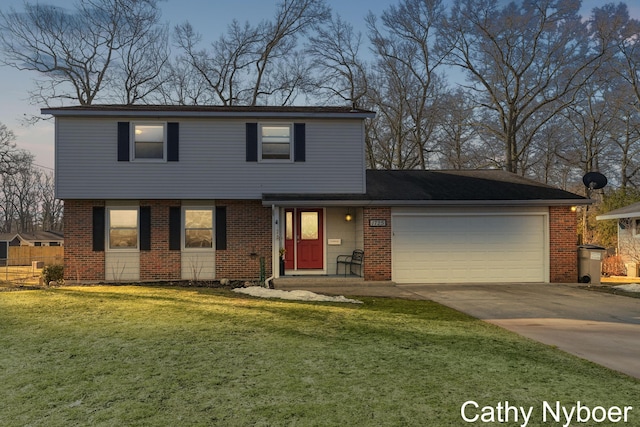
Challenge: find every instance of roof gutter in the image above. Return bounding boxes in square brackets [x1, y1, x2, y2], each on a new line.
[40, 109, 376, 120]
[262, 198, 593, 207]
[596, 212, 640, 221]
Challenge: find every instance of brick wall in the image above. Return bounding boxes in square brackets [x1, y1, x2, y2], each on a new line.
[363, 207, 392, 281]
[140, 200, 182, 281]
[63, 200, 105, 282]
[549, 206, 579, 283]
[64, 199, 272, 283]
[215, 200, 272, 280]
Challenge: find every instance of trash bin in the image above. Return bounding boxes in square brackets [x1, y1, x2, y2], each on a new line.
[578, 245, 606, 284]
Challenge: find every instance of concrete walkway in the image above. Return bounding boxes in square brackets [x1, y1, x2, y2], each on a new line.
[275, 279, 640, 379]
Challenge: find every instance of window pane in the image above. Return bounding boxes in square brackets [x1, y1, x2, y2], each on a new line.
[185, 230, 213, 248]
[185, 210, 213, 229]
[109, 209, 138, 249]
[109, 229, 138, 249]
[135, 125, 164, 142]
[184, 209, 213, 249]
[134, 124, 164, 159]
[135, 142, 164, 159]
[262, 126, 290, 141]
[300, 212, 318, 240]
[262, 143, 290, 159]
[110, 210, 138, 228]
[261, 125, 291, 160]
[285, 211, 293, 240]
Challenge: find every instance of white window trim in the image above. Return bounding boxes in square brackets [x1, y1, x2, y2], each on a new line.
[106, 206, 140, 252]
[258, 123, 294, 163]
[131, 121, 167, 162]
[182, 206, 215, 251]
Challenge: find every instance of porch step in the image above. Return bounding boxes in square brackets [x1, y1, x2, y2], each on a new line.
[271, 276, 411, 298]
[273, 275, 365, 286]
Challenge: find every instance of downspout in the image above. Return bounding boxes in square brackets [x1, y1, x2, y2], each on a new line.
[264, 204, 278, 289]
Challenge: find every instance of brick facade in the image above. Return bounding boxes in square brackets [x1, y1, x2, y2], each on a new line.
[63, 200, 106, 282]
[549, 206, 579, 283]
[64, 200, 577, 284]
[139, 200, 182, 281]
[215, 200, 273, 279]
[64, 199, 272, 283]
[363, 207, 392, 281]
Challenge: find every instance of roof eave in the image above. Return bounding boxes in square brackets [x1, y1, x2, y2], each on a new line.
[596, 212, 640, 221]
[262, 198, 591, 207]
[40, 108, 376, 120]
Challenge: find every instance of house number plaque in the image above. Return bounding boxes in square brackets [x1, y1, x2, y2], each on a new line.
[369, 219, 387, 227]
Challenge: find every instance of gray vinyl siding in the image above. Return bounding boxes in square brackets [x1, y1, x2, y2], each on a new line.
[55, 117, 366, 199]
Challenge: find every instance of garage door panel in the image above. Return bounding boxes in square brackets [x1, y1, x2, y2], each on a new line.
[392, 213, 547, 283]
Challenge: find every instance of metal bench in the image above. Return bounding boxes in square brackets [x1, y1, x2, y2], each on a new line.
[336, 250, 364, 277]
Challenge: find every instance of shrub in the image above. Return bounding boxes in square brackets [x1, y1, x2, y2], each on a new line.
[42, 264, 64, 285]
[602, 254, 626, 277]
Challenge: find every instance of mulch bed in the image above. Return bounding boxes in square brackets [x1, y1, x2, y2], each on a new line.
[0, 279, 257, 292]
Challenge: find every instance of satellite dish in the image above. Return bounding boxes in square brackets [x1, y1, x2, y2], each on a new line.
[582, 172, 608, 190]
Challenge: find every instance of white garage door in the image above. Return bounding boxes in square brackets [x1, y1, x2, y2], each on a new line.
[392, 210, 548, 283]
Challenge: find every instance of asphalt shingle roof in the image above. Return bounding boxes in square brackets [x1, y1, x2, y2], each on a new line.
[263, 169, 588, 206]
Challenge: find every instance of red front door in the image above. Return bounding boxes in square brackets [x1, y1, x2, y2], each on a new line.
[284, 208, 324, 270]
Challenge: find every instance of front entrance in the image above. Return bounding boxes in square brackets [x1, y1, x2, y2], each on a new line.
[284, 208, 324, 271]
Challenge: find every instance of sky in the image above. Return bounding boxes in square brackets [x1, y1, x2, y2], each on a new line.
[0, 0, 638, 171]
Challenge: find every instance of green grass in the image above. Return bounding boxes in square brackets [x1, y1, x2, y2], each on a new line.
[0, 286, 638, 426]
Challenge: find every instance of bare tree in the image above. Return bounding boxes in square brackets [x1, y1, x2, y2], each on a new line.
[173, 20, 259, 105]
[307, 15, 369, 108]
[0, 0, 166, 107]
[596, 3, 640, 111]
[174, 0, 329, 106]
[561, 81, 617, 177]
[442, 0, 605, 174]
[366, 0, 447, 170]
[38, 171, 64, 232]
[0, 122, 19, 175]
[591, 3, 640, 188]
[433, 88, 481, 169]
[115, 16, 170, 104]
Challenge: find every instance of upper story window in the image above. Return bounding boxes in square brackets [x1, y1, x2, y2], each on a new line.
[118, 122, 179, 162]
[133, 123, 166, 160]
[108, 207, 139, 250]
[260, 124, 293, 161]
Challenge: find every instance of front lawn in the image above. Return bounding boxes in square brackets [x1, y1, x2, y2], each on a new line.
[0, 286, 638, 426]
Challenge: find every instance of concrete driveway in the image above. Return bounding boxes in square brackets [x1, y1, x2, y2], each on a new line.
[397, 283, 640, 379]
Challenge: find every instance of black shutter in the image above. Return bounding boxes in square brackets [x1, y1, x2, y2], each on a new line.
[294, 123, 305, 162]
[92, 207, 105, 251]
[215, 206, 227, 250]
[140, 207, 151, 251]
[246, 123, 258, 162]
[167, 122, 179, 161]
[117, 122, 130, 162]
[169, 207, 181, 250]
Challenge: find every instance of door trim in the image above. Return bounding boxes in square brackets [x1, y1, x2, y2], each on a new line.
[283, 208, 326, 273]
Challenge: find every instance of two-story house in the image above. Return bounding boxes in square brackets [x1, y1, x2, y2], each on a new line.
[43, 105, 588, 284]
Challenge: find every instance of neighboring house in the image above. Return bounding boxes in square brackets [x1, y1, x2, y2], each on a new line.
[0, 231, 64, 267]
[0, 231, 64, 249]
[9, 231, 64, 247]
[596, 202, 640, 277]
[43, 105, 588, 284]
